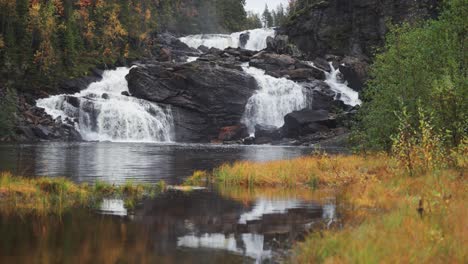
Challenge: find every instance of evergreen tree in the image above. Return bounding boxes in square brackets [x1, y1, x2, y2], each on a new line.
[262, 5, 273, 28]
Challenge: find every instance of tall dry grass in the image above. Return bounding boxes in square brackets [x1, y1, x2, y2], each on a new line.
[186, 146, 467, 263]
[0, 172, 166, 215]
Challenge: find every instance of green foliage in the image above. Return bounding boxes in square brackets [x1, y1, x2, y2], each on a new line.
[245, 11, 262, 29]
[262, 5, 274, 28]
[392, 103, 447, 176]
[355, 0, 467, 151]
[0, 87, 17, 138]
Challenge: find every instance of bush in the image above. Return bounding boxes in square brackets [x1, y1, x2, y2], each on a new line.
[355, 0, 467, 151]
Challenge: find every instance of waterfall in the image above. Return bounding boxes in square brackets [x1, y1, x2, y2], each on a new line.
[241, 65, 307, 133]
[36, 67, 174, 142]
[179, 28, 275, 51]
[324, 63, 362, 106]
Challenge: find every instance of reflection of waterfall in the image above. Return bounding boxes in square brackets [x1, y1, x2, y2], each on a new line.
[239, 198, 309, 224]
[37, 68, 174, 142]
[324, 63, 362, 106]
[241, 65, 307, 133]
[179, 28, 275, 51]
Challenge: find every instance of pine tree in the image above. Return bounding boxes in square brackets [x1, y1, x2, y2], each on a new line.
[262, 5, 273, 28]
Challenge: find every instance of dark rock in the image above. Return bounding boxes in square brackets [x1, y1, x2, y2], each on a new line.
[32, 125, 51, 139]
[254, 137, 272, 145]
[121, 91, 130, 96]
[243, 137, 255, 145]
[59, 75, 100, 93]
[159, 47, 172, 62]
[64, 96, 80, 108]
[278, 68, 325, 81]
[286, 0, 439, 58]
[198, 45, 210, 53]
[312, 57, 332, 72]
[250, 52, 326, 81]
[266, 35, 302, 57]
[154, 32, 200, 61]
[338, 56, 369, 92]
[101, 93, 110, 100]
[250, 52, 297, 72]
[282, 109, 337, 138]
[254, 124, 283, 140]
[218, 125, 249, 141]
[127, 61, 257, 142]
[239, 32, 250, 49]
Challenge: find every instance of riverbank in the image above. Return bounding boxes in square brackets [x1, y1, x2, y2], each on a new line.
[186, 150, 467, 262]
[0, 172, 165, 215]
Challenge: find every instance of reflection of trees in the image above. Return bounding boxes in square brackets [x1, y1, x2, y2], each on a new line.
[0, 189, 330, 263]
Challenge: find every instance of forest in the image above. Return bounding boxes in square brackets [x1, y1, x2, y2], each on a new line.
[0, 0, 256, 93]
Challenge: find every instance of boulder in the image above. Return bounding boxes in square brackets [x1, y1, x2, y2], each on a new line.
[250, 52, 325, 80]
[64, 96, 80, 108]
[198, 45, 210, 53]
[159, 47, 172, 62]
[282, 109, 337, 138]
[254, 124, 282, 140]
[239, 32, 250, 48]
[339, 56, 369, 92]
[277, 68, 325, 81]
[266, 35, 303, 57]
[127, 61, 258, 142]
[312, 57, 332, 72]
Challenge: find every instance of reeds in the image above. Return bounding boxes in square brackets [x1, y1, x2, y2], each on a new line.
[186, 150, 467, 263]
[0, 172, 166, 215]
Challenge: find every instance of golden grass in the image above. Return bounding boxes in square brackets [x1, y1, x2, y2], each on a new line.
[187, 153, 395, 189]
[186, 152, 467, 263]
[0, 172, 166, 215]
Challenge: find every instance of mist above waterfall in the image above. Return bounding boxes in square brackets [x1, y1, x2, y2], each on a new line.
[180, 28, 275, 51]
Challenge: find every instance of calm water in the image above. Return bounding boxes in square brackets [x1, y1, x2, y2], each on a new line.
[0, 189, 337, 264]
[0, 142, 319, 184]
[0, 143, 340, 263]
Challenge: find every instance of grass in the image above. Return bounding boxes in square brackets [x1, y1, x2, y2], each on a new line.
[0, 172, 166, 215]
[186, 151, 467, 263]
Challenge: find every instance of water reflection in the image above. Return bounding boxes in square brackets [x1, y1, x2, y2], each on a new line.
[0, 142, 317, 184]
[99, 199, 128, 216]
[0, 190, 338, 263]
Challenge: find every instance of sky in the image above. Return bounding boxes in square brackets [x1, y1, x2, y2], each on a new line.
[245, 0, 289, 15]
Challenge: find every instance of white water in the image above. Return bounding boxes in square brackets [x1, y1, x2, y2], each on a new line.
[37, 67, 174, 142]
[241, 65, 307, 133]
[180, 28, 275, 51]
[178, 233, 271, 263]
[324, 63, 362, 106]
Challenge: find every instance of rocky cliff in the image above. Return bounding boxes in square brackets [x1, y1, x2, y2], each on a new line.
[286, 0, 439, 58]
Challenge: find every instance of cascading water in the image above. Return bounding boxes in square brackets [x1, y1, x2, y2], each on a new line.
[37, 67, 174, 142]
[179, 28, 275, 51]
[324, 63, 362, 106]
[241, 65, 307, 133]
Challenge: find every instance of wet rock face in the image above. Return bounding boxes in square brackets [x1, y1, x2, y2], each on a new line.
[239, 32, 250, 48]
[127, 61, 258, 142]
[286, 0, 439, 58]
[250, 52, 326, 81]
[11, 101, 82, 142]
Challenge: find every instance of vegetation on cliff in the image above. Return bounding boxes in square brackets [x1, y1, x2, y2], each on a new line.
[354, 0, 467, 151]
[0, 0, 252, 92]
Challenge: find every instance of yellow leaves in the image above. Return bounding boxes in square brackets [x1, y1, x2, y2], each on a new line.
[145, 9, 152, 22]
[0, 35, 4, 49]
